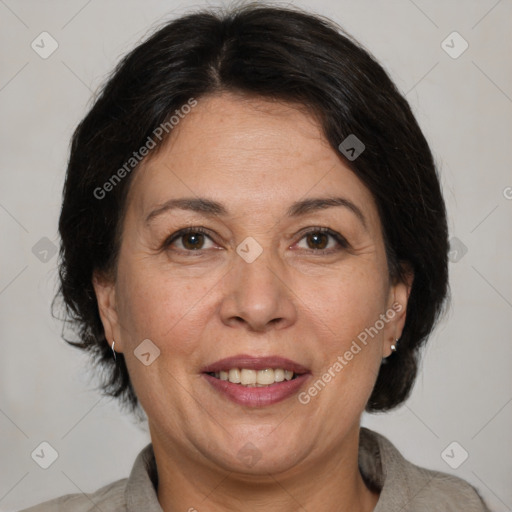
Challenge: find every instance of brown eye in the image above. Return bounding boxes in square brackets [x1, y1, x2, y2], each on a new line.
[181, 232, 205, 250]
[305, 232, 329, 250]
[165, 227, 216, 252]
[296, 228, 349, 253]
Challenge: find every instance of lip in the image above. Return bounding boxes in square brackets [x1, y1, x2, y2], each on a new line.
[201, 354, 310, 374]
[203, 373, 310, 407]
[201, 354, 311, 407]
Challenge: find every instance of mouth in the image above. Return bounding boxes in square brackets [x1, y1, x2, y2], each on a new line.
[201, 355, 310, 407]
[205, 368, 301, 387]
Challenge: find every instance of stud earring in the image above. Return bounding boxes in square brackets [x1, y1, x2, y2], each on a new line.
[390, 338, 399, 353]
[111, 340, 117, 361]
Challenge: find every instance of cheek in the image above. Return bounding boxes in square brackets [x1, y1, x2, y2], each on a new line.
[298, 260, 389, 405]
[303, 261, 389, 342]
[114, 260, 220, 416]
[115, 256, 218, 358]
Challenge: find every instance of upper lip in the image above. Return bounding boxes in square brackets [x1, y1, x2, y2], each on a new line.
[201, 354, 310, 374]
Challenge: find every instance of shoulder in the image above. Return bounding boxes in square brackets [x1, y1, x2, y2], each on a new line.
[17, 478, 127, 512]
[402, 467, 491, 512]
[360, 427, 490, 512]
[18, 443, 159, 512]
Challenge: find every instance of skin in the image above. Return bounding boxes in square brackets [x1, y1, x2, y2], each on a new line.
[94, 92, 413, 511]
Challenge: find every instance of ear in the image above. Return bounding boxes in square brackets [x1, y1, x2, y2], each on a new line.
[383, 263, 414, 358]
[92, 270, 124, 353]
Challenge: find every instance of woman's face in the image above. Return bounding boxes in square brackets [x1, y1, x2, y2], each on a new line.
[95, 92, 410, 476]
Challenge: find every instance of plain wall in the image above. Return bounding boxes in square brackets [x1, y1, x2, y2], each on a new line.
[1, 0, 511, 510]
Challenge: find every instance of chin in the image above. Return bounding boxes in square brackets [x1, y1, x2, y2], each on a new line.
[212, 429, 310, 477]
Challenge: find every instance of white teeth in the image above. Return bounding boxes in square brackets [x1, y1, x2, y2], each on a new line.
[212, 368, 297, 386]
[240, 369, 257, 385]
[256, 369, 274, 385]
[274, 368, 285, 382]
[228, 368, 241, 383]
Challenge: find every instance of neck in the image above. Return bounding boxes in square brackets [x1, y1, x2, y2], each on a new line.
[151, 424, 379, 512]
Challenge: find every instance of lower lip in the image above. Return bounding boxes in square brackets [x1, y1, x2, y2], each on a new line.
[203, 373, 310, 407]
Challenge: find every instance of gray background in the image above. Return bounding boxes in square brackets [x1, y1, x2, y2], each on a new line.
[1, 0, 511, 510]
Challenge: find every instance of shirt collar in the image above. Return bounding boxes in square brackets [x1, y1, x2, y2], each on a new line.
[125, 443, 162, 511]
[125, 428, 387, 510]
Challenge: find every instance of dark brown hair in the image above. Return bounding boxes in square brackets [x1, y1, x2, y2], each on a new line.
[56, 3, 449, 413]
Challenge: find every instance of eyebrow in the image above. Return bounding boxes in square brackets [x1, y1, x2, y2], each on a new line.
[145, 198, 227, 225]
[287, 197, 367, 229]
[145, 196, 367, 229]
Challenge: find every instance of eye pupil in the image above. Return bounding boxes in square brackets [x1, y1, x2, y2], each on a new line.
[307, 232, 328, 250]
[183, 233, 204, 250]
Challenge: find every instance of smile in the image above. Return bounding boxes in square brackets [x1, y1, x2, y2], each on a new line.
[208, 368, 297, 386]
[202, 355, 310, 406]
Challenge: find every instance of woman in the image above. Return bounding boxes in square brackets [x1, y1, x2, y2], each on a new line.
[22, 3, 490, 511]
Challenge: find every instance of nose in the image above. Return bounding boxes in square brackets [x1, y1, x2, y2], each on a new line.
[219, 246, 298, 333]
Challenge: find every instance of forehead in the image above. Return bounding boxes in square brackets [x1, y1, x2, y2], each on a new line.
[128, 93, 379, 226]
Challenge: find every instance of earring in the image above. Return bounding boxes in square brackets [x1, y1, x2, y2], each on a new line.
[390, 338, 399, 353]
[111, 340, 117, 361]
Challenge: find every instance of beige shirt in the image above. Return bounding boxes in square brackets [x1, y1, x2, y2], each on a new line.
[19, 427, 490, 511]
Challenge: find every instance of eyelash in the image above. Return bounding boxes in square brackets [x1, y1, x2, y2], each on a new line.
[163, 226, 349, 255]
